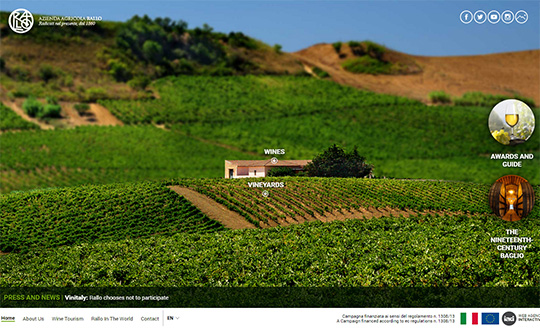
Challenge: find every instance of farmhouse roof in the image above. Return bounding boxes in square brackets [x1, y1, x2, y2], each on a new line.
[225, 159, 311, 167]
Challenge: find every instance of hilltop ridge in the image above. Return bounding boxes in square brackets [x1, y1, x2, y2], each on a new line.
[294, 43, 540, 104]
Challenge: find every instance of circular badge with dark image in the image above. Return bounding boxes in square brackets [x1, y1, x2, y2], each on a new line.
[502, 311, 516, 326]
[489, 175, 535, 221]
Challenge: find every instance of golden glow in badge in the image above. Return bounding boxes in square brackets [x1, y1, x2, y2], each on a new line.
[489, 175, 535, 221]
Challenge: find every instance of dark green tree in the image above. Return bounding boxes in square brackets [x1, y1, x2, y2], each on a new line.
[268, 167, 296, 177]
[304, 144, 373, 178]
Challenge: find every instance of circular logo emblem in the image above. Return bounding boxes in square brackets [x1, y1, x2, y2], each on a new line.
[8, 8, 34, 34]
[502, 312, 516, 326]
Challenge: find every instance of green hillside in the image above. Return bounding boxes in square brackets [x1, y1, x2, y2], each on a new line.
[176, 96, 540, 183]
[0, 12, 304, 103]
[2, 178, 538, 287]
[0, 103, 39, 131]
[1, 11, 538, 295]
[0, 181, 224, 253]
[2, 76, 538, 194]
[0, 125, 255, 193]
[1, 212, 538, 287]
[100, 75, 418, 124]
[175, 177, 497, 227]
[3, 177, 538, 252]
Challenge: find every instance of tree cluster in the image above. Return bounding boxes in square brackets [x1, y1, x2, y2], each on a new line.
[304, 144, 373, 178]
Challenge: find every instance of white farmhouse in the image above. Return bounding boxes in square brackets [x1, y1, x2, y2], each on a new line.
[224, 159, 311, 178]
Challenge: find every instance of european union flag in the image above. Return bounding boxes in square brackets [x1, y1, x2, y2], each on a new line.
[481, 313, 499, 325]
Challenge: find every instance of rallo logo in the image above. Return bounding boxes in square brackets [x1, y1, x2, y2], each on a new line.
[8, 8, 34, 34]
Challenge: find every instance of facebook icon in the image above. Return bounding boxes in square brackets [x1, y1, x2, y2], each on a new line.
[460, 10, 473, 24]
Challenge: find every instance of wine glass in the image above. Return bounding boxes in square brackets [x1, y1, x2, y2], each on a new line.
[505, 103, 519, 140]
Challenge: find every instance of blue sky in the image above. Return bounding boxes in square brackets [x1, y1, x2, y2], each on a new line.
[2, 1, 539, 55]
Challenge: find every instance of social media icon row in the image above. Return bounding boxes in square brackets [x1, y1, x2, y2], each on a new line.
[460, 10, 528, 24]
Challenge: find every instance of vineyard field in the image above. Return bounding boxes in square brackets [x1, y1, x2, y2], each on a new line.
[1, 213, 538, 287]
[100, 76, 420, 124]
[171, 177, 539, 228]
[3, 77, 538, 193]
[0, 103, 39, 131]
[3, 177, 538, 253]
[0, 125, 255, 193]
[0, 181, 224, 253]
[175, 105, 540, 184]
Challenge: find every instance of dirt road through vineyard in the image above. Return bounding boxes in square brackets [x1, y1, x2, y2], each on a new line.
[169, 186, 257, 229]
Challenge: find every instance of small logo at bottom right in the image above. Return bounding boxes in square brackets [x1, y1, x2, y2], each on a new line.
[502, 311, 516, 326]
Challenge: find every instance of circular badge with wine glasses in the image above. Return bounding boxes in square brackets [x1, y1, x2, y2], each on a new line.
[488, 99, 535, 146]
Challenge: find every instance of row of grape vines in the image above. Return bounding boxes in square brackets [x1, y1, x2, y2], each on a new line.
[167, 178, 529, 227]
[0, 125, 255, 193]
[1, 213, 538, 287]
[100, 76, 420, 124]
[0, 181, 225, 253]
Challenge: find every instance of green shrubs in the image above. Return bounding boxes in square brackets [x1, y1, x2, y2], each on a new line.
[62, 74, 74, 87]
[74, 103, 90, 115]
[363, 40, 386, 59]
[128, 76, 151, 90]
[428, 91, 536, 108]
[42, 104, 61, 118]
[22, 96, 43, 117]
[84, 87, 108, 102]
[22, 96, 62, 118]
[46, 96, 58, 105]
[38, 64, 58, 82]
[225, 32, 259, 50]
[332, 42, 342, 53]
[312, 66, 330, 78]
[273, 44, 283, 54]
[342, 56, 392, 74]
[429, 91, 452, 104]
[268, 167, 297, 177]
[304, 144, 373, 178]
[454, 91, 536, 108]
[107, 59, 132, 82]
[0, 103, 39, 131]
[341, 41, 398, 75]
[11, 66, 31, 82]
[347, 41, 386, 59]
[111, 15, 236, 78]
[142, 40, 164, 63]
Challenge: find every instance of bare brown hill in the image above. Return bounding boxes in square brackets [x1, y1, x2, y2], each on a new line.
[295, 43, 540, 104]
[0, 93, 123, 129]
